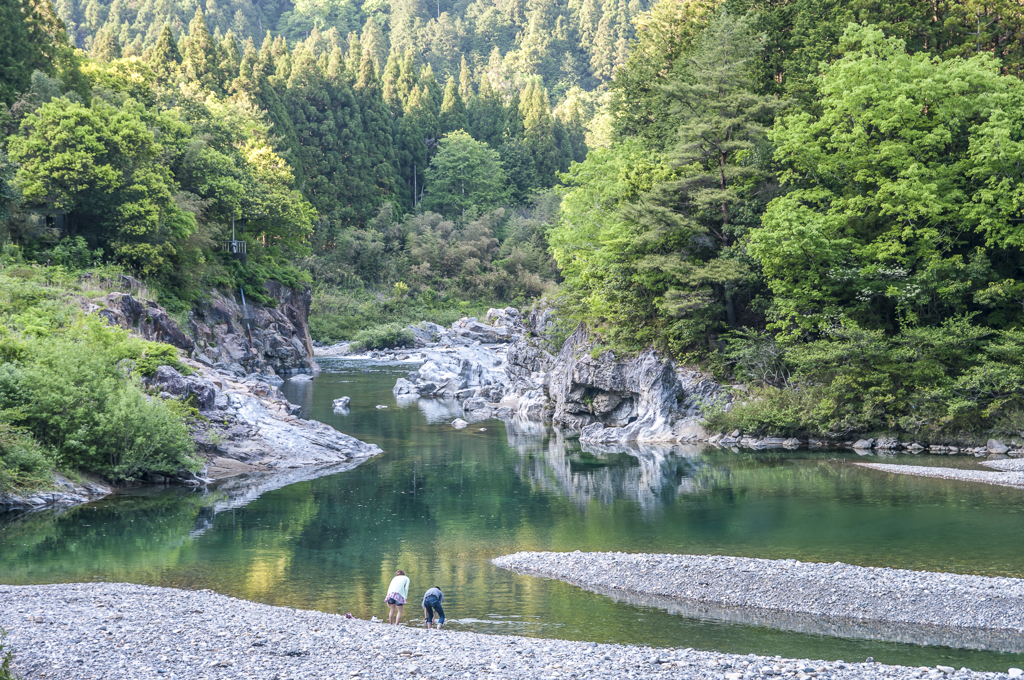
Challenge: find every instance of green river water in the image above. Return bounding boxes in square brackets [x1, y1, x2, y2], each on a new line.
[2, 359, 1024, 671]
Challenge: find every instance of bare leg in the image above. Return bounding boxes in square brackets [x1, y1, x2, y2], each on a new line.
[388, 604, 397, 624]
[395, 604, 404, 625]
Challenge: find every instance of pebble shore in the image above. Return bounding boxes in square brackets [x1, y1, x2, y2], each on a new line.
[2, 583, 1021, 680]
[855, 462, 1024, 489]
[492, 552, 1024, 635]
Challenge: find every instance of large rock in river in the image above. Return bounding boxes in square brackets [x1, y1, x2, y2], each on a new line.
[548, 325, 722, 444]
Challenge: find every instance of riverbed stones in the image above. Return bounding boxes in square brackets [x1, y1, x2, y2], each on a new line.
[853, 439, 874, 449]
[452, 419, 468, 429]
[856, 462, 1024, 490]
[0, 583, 1016, 680]
[493, 551, 1024, 634]
[333, 396, 351, 412]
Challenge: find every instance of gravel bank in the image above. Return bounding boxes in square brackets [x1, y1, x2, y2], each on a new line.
[492, 552, 1024, 635]
[855, 462, 1024, 489]
[2, 583, 1020, 680]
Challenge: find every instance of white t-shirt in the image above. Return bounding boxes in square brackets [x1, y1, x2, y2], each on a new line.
[387, 575, 410, 600]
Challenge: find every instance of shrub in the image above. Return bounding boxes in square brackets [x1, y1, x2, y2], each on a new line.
[349, 322, 416, 352]
[0, 628, 15, 680]
[0, 316, 200, 481]
[0, 417, 54, 492]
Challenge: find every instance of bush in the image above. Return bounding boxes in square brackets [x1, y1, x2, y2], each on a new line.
[350, 322, 416, 352]
[708, 317, 1024, 438]
[0, 418, 54, 492]
[0, 628, 15, 680]
[0, 316, 200, 481]
[704, 386, 835, 437]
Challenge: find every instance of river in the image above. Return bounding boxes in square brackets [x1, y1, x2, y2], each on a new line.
[1, 359, 1023, 671]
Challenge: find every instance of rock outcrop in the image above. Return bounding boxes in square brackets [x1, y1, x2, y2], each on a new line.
[393, 346, 509, 400]
[147, 360, 383, 472]
[0, 474, 112, 513]
[188, 282, 317, 379]
[0, 281, 381, 512]
[391, 304, 724, 444]
[99, 294, 195, 352]
[547, 325, 720, 444]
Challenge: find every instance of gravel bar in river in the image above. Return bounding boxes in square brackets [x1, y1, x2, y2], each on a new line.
[491, 552, 1024, 635]
[2, 583, 1021, 680]
[855, 462, 1024, 489]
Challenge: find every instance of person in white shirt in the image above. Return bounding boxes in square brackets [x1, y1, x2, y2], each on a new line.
[385, 569, 411, 625]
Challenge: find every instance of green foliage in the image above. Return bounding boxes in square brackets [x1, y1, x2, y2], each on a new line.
[349, 322, 416, 351]
[0, 315, 200, 480]
[751, 25, 1023, 337]
[421, 131, 510, 218]
[709, 318, 1024, 438]
[0, 627, 15, 680]
[49, 236, 102, 270]
[552, 10, 781, 355]
[0, 413, 55, 493]
[0, 270, 200, 484]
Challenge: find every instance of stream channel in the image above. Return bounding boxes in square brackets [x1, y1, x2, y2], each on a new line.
[2, 359, 1024, 671]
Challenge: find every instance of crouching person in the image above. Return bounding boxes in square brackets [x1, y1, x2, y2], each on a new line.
[422, 586, 445, 630]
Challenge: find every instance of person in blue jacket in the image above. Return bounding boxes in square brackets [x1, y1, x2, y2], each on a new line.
[422, 586, 445, 630]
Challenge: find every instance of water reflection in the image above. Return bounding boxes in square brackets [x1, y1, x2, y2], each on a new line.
[395, 394, 464, 423]
[510, 425, 713, 517]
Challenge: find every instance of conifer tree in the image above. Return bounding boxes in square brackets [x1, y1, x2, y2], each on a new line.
[217, 30, 241, 86]
[181, 8, 219, 90]
[92, 25, 122, 60]
[439, 76, 467, 133]
[360, 17, 387, 71]
[151, 23, 182, 79]
[457, 55, 473, 103]
[381, 49, 403, 114]
[615, 9, 782, 348]
[354, 47, 398, 207]
[468, 73, 506, 149]
[519, 79, 559, 187]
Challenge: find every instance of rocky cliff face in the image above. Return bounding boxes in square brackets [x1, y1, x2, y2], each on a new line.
[99, 281, 317, 380]
[544, 325, 721, 444]
[145, 361, 382, 474]
[188, 282, 317, 379]
[390, 304, 724, 443]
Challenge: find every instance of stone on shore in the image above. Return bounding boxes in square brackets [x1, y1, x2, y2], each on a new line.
[987, 439, 1009, 454]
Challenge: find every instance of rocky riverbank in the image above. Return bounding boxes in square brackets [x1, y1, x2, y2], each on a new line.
[492, 552, 1024, 637]
[362, 308, 1024, 459]
[855, 460, 1024, 490]
[0, 281, 383, 513]
[2, 582, 1020, 680]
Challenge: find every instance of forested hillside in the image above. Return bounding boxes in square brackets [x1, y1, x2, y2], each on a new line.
[551, 0, 1024, 439]
[5, 0, 1024, 488]
[1, 0, 600, 337]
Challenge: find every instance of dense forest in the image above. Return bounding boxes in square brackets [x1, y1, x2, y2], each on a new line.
[550, 0, 1024, 439]
[5, 0, 1024, 496]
